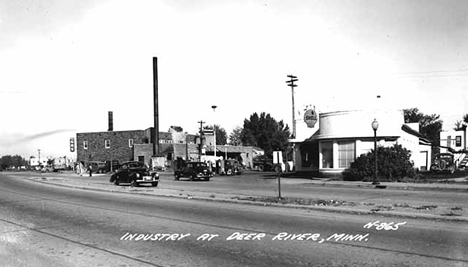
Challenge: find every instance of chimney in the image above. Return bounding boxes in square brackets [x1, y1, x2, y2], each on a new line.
[108, 111, 113, 131]
[153, 57, 160, 156]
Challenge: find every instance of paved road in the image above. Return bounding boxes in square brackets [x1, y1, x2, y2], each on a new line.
[13, 170, 468, 220]
[0, 172, 467, 266]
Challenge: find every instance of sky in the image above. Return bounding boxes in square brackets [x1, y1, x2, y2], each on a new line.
[1, 0, 468, 159]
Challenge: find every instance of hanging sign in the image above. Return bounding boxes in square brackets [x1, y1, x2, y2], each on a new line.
[304, 107, 318, 128]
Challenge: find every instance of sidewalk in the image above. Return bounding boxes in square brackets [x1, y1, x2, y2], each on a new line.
[10, 171, 468, 222]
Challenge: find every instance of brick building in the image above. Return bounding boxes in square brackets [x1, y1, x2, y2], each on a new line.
[76, 130, 145, 164]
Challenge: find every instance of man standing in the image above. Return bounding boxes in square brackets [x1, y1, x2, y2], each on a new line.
[88, 164, 93, 177]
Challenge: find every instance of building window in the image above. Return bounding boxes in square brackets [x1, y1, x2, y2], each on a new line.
[321, 142, 333, 168]
[338, 141, 355, 168]
[129, 139, 134, 148]
[456, 136, 462, 147]
[159, 140, 164, 144]
[83, 141, 88, 150]
[105, 140, 111, 149]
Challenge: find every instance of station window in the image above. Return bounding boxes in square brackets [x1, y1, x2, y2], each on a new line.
[83, 141, 88, 150]
[338, 141, 355, 168]
[129, 139, 134, 148]
[105, 140, 111, 149]
[321, 142, 333, 168]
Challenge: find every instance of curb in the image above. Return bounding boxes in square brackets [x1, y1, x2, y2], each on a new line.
[23, 177, 468, 223]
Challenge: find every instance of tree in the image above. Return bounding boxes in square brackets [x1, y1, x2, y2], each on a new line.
[229, 126, 243, 146]
[453, 114, 468, 131]
[240, 112, 291, 157]
[0, 155, 28, 170]
[169, 126, 184, 132]
[214, 124, 227, 145]
[348, 144, 415, 181]
[403, 108, 443, 154]
[0, 155, 12, 170]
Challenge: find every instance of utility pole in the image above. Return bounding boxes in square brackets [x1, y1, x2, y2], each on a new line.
[286, 75, 298, 172]
[198, 120, 206, 161]
[286, 75, 298, 138]
[38, 149, 41, 166]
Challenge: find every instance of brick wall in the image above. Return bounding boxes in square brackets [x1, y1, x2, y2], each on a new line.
[76, 130, 145, 163]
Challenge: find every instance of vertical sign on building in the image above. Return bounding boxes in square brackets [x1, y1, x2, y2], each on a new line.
[70, 137, 75, 152]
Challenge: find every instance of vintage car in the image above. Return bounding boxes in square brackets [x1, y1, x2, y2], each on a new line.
[430, 153, 456, 174]
[223, 159, 244, 176]
[174, 161, 213, 181]
[252, 155, 281, 172]
[110, 161, 159, 187]
[89, 161, 107, 173]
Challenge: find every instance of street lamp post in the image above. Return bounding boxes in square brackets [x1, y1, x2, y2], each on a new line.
[371, 118, 379, 185]
[212, 105, 217, 158]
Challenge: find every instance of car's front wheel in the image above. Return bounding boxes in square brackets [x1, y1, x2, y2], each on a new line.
[174, 173, 180, 181]
[131, 180, 139, 187]
[449, 165, 456, 174]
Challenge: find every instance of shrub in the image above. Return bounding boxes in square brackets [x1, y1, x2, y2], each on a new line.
[348, 144, 416, 181]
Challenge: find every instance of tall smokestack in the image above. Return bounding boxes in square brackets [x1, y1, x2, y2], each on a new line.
[108, 111, 113, 131]
[153, 57, 159, 156]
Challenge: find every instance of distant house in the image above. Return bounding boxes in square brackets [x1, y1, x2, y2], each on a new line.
[29, 156, 48, 167]
[439, 129, 468, 169]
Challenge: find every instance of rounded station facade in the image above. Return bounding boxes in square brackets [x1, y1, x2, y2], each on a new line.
[295, 109, 429, 177]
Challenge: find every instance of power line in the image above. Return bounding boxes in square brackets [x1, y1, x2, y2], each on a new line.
[394, 68, 468, 78]
[396, 68, 468, 75]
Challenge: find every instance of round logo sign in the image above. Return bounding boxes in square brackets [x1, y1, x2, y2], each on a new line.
[304, 108, 317, 128]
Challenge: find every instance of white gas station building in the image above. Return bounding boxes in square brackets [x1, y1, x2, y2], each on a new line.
[291, 108, 432, 177]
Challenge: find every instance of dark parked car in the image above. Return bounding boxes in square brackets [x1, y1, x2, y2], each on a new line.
[89, 161, 107, 173]
[252, 155, 281, 172]
[110, 161, 159, 187]
[174, 161, 213, 181]
[430, 153, 455, 174]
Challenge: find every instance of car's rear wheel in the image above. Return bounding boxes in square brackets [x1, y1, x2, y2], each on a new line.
[190, 175, 195, 181]
[152, 182, 158, 187]
[258, 165, 264, 172]
[113, 177, 119, 185]
[175, 174, 180, 181]
[204, 177, 210, 181]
